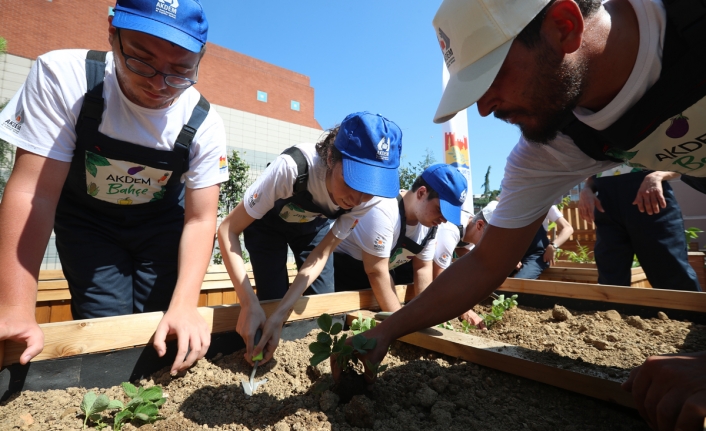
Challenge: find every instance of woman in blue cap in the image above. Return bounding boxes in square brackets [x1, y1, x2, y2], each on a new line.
[218, 111, 402, 364]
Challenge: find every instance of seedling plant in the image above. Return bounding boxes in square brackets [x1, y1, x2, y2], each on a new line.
[556, 241, 594, 264]
[475, 294, 518, 328]
[309, 313, 387, 379]
[80, 382, 166, 430]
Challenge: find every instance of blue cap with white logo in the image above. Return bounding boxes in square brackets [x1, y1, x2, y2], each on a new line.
[421, 164, 467, 225]
[334, 112, 402, 199]
[112, 0, 208, 53]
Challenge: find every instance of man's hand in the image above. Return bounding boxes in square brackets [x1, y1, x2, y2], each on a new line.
[331, 324, 391, 385]
[460, 309, 486, 330]
[623, 352, 706, 431]
[633, 172, 668, 215]
[0, 305, 44, 364]
[578, 186, 604, 223]
[153, 306, 211, 375]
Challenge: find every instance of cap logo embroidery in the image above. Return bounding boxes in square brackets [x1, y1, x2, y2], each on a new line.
[459, 189, 467, 203]
[376, 137, 390, 161]
[156, 0, 179, 19]
[438, 27, 455, 68]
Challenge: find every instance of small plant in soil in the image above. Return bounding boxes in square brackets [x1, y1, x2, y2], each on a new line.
[80, 382, 166, 430]
[437, 321, 455, 331]
[556, 241, 594, 263]
[475, 294, 519, 329]
[350, 312, 377, 335]
[309, 313, 387, 402]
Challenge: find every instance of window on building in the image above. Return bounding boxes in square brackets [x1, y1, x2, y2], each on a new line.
[290, 101, 300, 111]
[257, 91, 268, 103]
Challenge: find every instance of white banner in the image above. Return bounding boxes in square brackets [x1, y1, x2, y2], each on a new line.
[441, 62, 473, 223]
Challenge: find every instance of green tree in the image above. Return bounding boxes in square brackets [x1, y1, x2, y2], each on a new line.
[213, 149, 250, 264]
[398, 148, 436, 190]
[475, 165, 500, 208]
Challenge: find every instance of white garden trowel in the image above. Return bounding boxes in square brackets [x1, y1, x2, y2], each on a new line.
[242, 328, 268, 396]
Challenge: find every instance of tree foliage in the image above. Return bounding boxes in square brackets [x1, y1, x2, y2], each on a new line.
[213, 149, 251, 264]
[217, 149, 250, 218]
[398, 148, 436, 190]
[475, 165, 500, 208]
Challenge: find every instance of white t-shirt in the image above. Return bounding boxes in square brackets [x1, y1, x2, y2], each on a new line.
[335, 195, 437, 269]
[433, 221, 475, 270]
[243, 143, 377, 240]
[0, 50, 228, 190]
[493, 0, 676, 229]
[542, 205, 564, 231]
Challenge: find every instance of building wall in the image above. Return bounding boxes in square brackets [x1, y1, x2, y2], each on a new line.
[0, 0, 320, 129]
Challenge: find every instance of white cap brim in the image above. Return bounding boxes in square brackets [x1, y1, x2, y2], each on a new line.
[434, 39, 514, 124]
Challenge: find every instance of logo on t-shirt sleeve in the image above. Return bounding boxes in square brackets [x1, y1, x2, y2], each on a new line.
[2, 105, 25, 134]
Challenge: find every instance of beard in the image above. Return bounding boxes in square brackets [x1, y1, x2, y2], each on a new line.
[495, 39, 588, 145]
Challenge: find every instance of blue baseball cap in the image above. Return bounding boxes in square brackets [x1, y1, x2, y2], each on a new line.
[112, 0, 208, 53]
[421, 164, 468, 225]
[334, 112, 402, 198]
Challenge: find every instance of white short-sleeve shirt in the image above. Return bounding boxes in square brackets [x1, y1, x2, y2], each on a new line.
[0, 49, 228, 189]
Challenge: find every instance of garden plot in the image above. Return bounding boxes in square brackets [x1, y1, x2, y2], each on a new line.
[0, 325, 649, 431]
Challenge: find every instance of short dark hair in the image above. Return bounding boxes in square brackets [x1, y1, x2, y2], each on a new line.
[516, 0, 602, 48]
[315, 126, 342, 168]
[411, 176, 439, 201]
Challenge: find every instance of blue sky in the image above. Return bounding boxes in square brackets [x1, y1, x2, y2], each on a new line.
[202, 1, 521, 195]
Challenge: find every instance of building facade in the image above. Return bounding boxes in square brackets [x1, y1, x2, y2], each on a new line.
[0, 0, 326, 267]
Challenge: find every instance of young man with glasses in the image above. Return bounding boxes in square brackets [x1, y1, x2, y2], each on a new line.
[0, 0, 226, 376]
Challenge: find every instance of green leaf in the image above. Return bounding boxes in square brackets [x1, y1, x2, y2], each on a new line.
[135, 403, 159, 417]
[140, 387, 163, 402]
[310, 351, 330, 367]
[113, 410, 132, 431]
[339, 345, 354, 356]
[309, 342, 331, 354]
[330, 322, 342, 335]
[81, 391, 97, 415]
[107, 400, 124, 410]
[317, 332, 332, 345]
[351, 334, 367, 352]
[86, 151, 111, 167]
[91, 394, 110, 413]
[89, 413, 102, 421]
[126, 396, 143, 410]
[363, 337, 377, 351]
[317, 314, 332, 332]
[135, 413, 150, 422]
[121, 382, 138, 399]
[154, 398, 167, 407]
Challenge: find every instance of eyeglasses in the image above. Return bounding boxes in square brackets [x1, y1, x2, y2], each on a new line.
[117, 30, 198, 89]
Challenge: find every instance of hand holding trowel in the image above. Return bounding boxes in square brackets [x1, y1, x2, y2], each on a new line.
[242, 328, 268, 396]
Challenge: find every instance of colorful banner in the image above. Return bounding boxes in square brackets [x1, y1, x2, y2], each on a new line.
[442, 62, 473, 222]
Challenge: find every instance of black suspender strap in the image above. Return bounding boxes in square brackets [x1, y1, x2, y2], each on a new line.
[281, 146, 309, 194]
[77, 50, 108, 131]
[393, 194, 437, 254]
[175, 95, 210, 171]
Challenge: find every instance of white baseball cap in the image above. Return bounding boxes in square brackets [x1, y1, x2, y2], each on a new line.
[432, 0, 552, 124]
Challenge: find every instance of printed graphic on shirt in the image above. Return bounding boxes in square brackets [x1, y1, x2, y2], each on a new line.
[373, 236, 385, 252]
[439, 253, 451, 266]
[348, 219, 359, 233]
[278, 202, 321, 223]
[219, 155, 227, 173]
[2, 105, 24, 135]
[596, 164, 642, 178]
[85, 151, 173, 204]
[612, 101, 706, 177]
[389, 247, 415, 270]
[248, 191, 261, 208]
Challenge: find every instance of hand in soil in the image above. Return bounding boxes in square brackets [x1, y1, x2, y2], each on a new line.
[460, 309, 486, 330]
[153, 305, 211, 375]
[237, 302, 267, 365]
[331, 324, 389, 386]
[623, 351, 706, 431]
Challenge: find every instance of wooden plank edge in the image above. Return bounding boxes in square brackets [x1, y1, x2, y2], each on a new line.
[346, 311, 635, 409]
[498, 278, 706, 312]
[2, 287, 408, 368]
